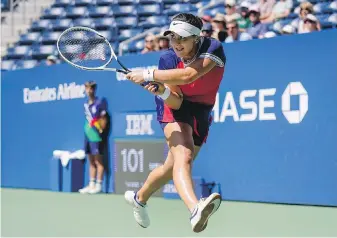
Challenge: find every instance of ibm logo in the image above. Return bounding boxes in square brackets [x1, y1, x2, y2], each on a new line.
[126, 114, 154, 135]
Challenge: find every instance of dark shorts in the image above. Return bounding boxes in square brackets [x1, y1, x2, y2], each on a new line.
[159, 100, 213, 146]
[84, 138, 107, 155]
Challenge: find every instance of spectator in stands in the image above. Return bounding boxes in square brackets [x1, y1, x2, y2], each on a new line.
[259, 0, 276, 22]
[79, 81, 109, 194]
[141, 34, 157, 54]
[224, 0, 241, 22]
[46, 55, 57, 66]
[237, 1, 252, 31]
[303, 14, 321, 33]
[263, 0, 293, 23]
[201, 23, 213, 37]
[201, 15, 212, 24]
[225, 20, 252, 42]
[295, 2, 321, 33]
[246, 5, 268, 38]
[156, 35, 170, 51]
[211, 13, 228, 42]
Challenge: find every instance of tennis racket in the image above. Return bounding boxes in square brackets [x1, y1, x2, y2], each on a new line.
[56, 26, 157, 89]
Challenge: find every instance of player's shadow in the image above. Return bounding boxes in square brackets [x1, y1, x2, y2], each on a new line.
[101, 97, 113, 193]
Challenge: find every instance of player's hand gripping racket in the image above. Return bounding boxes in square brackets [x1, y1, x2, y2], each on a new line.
[56, 26, 157, 89]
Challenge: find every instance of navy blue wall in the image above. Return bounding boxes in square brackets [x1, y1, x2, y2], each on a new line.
[2, 30, 337, 206]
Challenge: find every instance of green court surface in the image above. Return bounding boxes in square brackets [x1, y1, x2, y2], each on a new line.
[1, 188, 337, 237]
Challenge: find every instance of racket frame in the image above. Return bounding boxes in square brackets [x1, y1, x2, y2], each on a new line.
[57, 26, 129, 74]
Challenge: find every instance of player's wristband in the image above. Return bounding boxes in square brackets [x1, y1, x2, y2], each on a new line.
[143, 68, 155, 82]
[158, 86, 171, 100]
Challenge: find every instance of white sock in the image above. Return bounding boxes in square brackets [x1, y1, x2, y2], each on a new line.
[96, 180, 102, 189]
[89, 178, 95, 187]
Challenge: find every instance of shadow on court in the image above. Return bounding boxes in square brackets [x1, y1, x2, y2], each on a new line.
[1, 188, 337, 237]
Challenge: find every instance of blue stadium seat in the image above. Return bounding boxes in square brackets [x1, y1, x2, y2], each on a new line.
[115, 16, 138, 29]
[50, 19, 73, 31]
[137, 4, 162, 17]
[42, 7, 66, 19]
[314, 2, 333, 14]
[195, 0, 212, 9]
[117, 0, 138, 5]
[287, 12, 298, 19]
[88, 6, 113, 18]
[18, 32, 42, 45]
[183, 0, 200, 3]
[30, 19, 51, 32]
[202, 6, 225, 17]
[317, 13, 333, 28]
[330, 1, 337, 13]
[31, 45, 57, 60]
[112, 5, 137, 16]
[163, 0, 180, 4]
[96, 0, 118, 6]
[296, 0, 319, 5]
[138, 0, 163, 5]
[271, 19, 293, 33]
[97, 30, 116, 41]
[135, 40, 144, 52]
[118, 28, 143, 41]
[121, 39, 144, 53]
[53, 0, 73, 7]
[328, 13, 337, 25]
[74, 0, 93, 6]
[163, 3, 197, 16]
[65, 7, 89, 19]
[139, 15, 168, 29]
[94, 17, 117, 30]
[41, 31, 62, 45]
[15, 60, 39, 69]
[73, 18, 95, 27]
[6, 46, 31, 59]
[1, 60, 16, 70]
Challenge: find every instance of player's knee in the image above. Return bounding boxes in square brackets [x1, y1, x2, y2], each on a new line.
[174, 148, 194, 166]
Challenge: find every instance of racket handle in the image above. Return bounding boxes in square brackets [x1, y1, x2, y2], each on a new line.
[141, 82, 159, 92]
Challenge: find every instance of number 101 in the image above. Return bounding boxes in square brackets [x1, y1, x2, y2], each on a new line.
[121, 149, 144, 173]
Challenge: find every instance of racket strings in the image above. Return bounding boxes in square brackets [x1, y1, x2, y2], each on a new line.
[58, 28, 112, 68]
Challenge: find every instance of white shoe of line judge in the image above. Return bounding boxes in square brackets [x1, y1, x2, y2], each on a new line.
[79, 182, 102, 194]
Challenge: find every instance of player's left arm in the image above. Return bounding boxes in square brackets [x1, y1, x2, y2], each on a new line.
[152, 58, 217, 85]
[127, 41, 225, 85]
[154, 43, 226, 85]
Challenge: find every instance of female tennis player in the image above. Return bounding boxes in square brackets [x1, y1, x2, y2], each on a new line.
[125, 13, 226, 233]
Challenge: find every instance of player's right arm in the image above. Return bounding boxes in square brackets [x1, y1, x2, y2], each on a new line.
[144, 82, 183, 110]
[141, 51, 184, 110]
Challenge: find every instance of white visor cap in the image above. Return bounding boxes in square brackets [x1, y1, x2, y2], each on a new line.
[163, 21, 201, 37]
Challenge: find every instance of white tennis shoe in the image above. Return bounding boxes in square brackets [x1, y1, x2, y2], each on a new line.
[78, 185, 94, 194]
[124, 191, 150, 228]
[190, 193, 222, 233]
[89, 183, 102, 194]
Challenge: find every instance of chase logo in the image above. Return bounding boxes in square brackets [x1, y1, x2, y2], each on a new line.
[281, 82, 308, 124]
[213, 81, 308, 124]
[126, 114, 154, 135]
